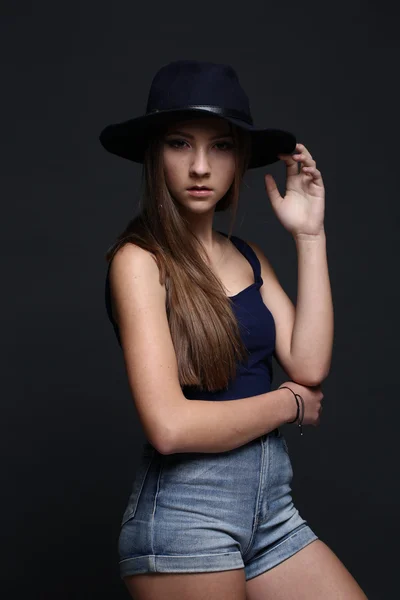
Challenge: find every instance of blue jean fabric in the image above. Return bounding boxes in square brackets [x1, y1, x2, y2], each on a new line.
[118, 428, 318, 581]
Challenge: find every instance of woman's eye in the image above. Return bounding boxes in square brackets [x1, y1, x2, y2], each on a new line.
[165, 139, 235, 151]
[215, 142, 234, 151]
[167, 139, 187, 149]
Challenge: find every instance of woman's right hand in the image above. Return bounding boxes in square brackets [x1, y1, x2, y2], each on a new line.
[278, 381, 324, 427]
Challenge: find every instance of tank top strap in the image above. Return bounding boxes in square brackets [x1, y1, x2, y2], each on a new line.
[217, 230, 263, 286]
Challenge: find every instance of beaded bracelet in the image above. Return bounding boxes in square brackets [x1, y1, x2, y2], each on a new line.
[279, 386, 305, 436]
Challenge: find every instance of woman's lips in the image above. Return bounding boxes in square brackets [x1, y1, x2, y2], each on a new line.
[187, 189, 213, 196]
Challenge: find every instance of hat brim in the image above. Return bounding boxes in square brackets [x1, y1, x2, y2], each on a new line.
[99, 107, 296, 169]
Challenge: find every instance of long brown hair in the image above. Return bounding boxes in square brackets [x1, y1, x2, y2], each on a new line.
[106, 119, 252, 392]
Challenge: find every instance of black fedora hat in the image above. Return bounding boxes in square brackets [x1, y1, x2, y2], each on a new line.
[99, 60, 296, 169]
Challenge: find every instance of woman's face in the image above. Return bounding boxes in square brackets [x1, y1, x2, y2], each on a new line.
[162, 116, 237, 211]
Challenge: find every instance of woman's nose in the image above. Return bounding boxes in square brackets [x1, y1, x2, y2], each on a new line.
[189, 149, 211, 175]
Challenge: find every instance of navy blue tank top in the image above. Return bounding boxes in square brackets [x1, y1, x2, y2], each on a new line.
[104, 231, 276, 401]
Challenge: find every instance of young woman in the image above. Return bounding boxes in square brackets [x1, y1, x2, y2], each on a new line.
[100, 60, 367, 599]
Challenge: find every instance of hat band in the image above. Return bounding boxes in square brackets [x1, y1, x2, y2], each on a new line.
[147, 104, 253, 126]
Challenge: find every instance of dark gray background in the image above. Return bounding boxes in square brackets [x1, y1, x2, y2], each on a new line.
[2, 1, 398, 598]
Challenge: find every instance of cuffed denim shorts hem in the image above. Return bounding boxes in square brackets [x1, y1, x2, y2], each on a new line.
[119, 524, 318, 580]
[120, 550, 244, 579]
[244, 523, 318, 581]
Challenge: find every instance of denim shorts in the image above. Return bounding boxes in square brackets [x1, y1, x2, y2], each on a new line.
[118, 427, 318, 581]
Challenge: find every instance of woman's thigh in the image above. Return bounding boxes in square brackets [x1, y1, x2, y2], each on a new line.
[245, 539, 368, 600]
[123, 568, 247, 600]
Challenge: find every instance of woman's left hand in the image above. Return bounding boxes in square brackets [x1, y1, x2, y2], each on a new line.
[264, 143, 325, 238]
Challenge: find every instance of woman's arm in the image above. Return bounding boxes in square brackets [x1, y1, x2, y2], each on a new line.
[254, 141, 332, 386]
[248, 233, 333, 387]
[291, 229, 334, 384]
